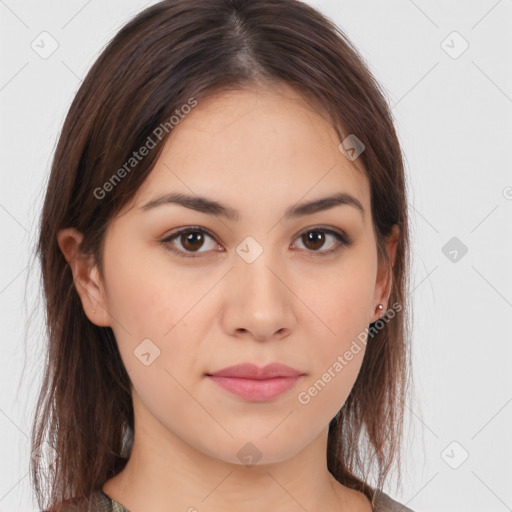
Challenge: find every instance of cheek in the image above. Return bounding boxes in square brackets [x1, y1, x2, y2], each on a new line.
[103, 252, 210, 429]
[103, 244, 214, 338]
[294, 292, 370, 428]
[102, 247, 223, 395]
[293, 254, 375, 412]
[300, 252, 376, 348]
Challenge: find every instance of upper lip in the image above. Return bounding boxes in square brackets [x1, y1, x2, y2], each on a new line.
[207, 363, 304, 379]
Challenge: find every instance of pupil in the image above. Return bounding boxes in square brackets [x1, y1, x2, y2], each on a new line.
[183, 232, 203, 251]
[304, 231, 324, 250]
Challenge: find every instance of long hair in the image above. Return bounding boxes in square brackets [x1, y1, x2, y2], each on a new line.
[31, 0, 412, 509]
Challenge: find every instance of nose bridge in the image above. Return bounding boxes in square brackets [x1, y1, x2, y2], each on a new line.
[222, 236, 295, 339]
[235, 240, 285, 306]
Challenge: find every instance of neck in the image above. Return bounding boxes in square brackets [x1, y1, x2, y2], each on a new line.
[103, 421, 369, 511]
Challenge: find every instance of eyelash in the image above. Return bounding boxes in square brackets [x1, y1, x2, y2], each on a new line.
[160, 226, 352, 259]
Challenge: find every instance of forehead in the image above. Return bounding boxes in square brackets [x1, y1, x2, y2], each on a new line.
[126, 84, 371, 221]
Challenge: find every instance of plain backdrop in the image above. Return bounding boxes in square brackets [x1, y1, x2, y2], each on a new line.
[1, 1, 511, 511]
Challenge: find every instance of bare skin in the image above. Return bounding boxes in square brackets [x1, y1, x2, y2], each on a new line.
[58, 82, 398, 512]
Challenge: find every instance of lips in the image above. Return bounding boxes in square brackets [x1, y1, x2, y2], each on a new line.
[206, 363, 305, 401]
[208, 362, 303, 379]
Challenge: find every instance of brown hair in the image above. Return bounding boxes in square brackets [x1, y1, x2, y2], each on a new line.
[31, 0, 412, 509]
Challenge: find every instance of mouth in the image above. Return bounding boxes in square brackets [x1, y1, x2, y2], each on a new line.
[206, 362, 305, 401]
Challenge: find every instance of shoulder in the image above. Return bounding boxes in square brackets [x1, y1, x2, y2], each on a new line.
[42, 499, 89, 512]
[42, 489, 115, 512]
[373, 489, 415, 512]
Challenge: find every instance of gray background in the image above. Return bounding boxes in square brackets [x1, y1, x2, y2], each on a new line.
[1, 1, 511, 511]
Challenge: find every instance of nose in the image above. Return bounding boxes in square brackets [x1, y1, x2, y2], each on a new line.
[220, 250, 297, 342]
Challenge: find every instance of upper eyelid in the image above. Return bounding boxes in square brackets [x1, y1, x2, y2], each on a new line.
[164, 226, 220, 244]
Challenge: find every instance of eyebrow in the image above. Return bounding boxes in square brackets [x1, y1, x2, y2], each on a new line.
[140, 191, 364, 221]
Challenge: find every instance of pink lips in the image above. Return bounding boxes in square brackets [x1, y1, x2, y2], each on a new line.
[207, 363, 304, 401]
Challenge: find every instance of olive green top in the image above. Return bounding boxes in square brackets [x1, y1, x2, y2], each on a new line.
[54, 488, 414, 511]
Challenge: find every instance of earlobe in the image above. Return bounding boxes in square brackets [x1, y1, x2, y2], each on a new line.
[56, 227, 110, 327]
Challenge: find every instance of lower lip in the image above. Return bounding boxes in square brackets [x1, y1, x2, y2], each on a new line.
[207, 375, 302, 401]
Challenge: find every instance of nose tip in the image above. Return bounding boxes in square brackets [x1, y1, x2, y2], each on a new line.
[222, 254, 296, 342]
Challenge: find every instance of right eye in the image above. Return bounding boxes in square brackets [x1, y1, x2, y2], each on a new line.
[160, 226, 223, 258]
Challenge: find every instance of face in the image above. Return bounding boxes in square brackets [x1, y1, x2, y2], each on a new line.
[66, 83, 396, 466]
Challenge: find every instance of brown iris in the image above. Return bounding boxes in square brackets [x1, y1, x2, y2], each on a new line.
[302, 230, 325, 250]
[180, 231, 205, 251]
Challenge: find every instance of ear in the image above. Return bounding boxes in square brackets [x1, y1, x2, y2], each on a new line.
[372, 224, 400, 322]
[56, 227, 111, 327]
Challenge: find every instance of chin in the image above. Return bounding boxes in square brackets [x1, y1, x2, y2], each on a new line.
[196, 435, 305, 468]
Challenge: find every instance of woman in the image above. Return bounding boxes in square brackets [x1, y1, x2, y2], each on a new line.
[32, 0, 414, 510]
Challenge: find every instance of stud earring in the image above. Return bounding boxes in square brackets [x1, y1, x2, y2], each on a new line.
[376, 304, 384, 317]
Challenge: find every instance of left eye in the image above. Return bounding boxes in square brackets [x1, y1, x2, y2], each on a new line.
[160, 226, 351, 259]
[292, 228, 350, 255]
